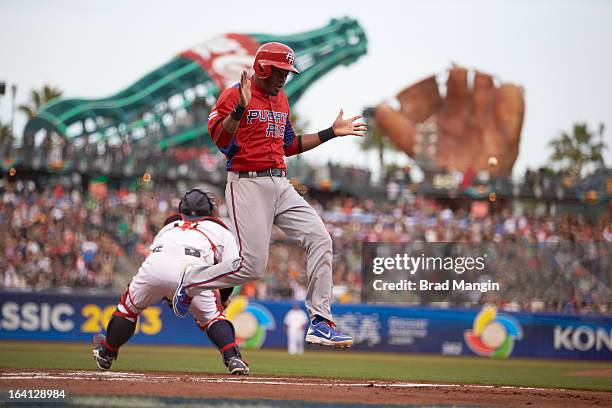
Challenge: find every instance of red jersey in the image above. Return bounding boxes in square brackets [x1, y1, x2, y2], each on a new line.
[207, 77, 299, 172]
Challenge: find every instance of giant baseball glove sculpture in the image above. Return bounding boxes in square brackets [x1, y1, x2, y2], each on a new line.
[374, 65, 524, 175]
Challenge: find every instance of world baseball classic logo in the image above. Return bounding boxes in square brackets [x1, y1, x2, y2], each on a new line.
[464, 306, 523, 359]
[225, 296, 276, 349]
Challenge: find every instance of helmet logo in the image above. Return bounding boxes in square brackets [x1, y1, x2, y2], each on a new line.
[252, 43, 299, 79]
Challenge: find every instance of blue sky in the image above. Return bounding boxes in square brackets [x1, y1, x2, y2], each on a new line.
[1, 0, 610, 178]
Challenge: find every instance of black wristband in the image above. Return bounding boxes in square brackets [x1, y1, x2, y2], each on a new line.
[297, 135, 303, 153]
[230, 104, 246, 121]
[318, 127, 336, 143]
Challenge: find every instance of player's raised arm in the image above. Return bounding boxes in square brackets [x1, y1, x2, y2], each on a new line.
[221, 70, 251, 134]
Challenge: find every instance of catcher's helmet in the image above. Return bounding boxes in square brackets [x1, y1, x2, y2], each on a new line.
[253, 42, 300, 79]
[178, 188, 216, 220]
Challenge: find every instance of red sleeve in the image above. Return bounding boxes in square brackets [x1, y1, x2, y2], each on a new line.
[283, 116, 300, 157]
[282, 94, 300, 157]
[284, 138, 299, 157]
[208, 87, 240, 148]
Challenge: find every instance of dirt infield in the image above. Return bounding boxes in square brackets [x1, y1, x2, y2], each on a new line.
[1, 368, 610, 407]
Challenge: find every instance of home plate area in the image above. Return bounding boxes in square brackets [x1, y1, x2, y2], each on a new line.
[0, 369, 609, 407]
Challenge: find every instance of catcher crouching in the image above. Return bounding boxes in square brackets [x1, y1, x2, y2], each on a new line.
[92, 188, 249, 375]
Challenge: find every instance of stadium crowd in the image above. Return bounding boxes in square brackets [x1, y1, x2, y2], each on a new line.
[0, 182, 121, 290]
[1, 181, 609, 314]
[268, 196, 611, 314]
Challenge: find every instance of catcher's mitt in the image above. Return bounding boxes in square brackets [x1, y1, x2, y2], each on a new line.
[374, 65, 524, 175]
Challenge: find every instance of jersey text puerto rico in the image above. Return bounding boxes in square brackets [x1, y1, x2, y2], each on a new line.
[245, 109, 288, 138]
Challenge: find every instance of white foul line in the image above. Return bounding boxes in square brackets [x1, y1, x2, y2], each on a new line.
[0, 371, 561, 392]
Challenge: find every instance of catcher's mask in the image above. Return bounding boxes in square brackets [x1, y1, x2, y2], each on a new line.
[178, 188, 216, 220]
[253, 42, 300, 79]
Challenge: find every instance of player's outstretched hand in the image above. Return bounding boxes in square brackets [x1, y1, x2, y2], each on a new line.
[238, 70, 251, 108]
[332, 108, 368, 137]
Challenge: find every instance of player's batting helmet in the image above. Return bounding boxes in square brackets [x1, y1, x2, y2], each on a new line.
[253, 42, 300, 79]
[178, 188, 216, 220]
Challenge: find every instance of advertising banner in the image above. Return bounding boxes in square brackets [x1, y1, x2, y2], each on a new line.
[0, 292, 610, 360]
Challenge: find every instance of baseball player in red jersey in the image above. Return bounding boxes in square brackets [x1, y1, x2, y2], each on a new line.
[93, 189, 249, 374]
[173, 43, 366, 347]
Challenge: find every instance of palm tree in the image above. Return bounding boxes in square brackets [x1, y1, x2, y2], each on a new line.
[17, 85, 63, 168]
[18, 85, 63, 118]
[359, 120, 396, 172]
[548, 123, 607, 176]
[289, 112, 309, 135]
[0, 121, 11, 145]
[0, 120, 14, 162]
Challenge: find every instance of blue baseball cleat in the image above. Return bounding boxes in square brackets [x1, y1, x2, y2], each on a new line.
[305, 319, 353, 348]
[172, 267, 193, 318]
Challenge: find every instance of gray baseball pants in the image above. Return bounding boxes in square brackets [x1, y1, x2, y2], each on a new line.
[184, 172, 334, 321]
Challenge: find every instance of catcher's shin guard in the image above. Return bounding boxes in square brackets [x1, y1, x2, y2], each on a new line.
[92, 292, 139, 371]
[206, 319, 249, 375]
[106, 314, 137, 350]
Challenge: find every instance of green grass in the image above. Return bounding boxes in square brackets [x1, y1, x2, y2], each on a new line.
[1, 341, 611, 391]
